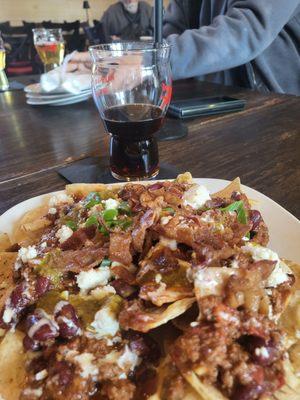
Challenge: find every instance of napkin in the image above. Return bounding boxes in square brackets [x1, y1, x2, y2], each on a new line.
[40, 52, 91, 95]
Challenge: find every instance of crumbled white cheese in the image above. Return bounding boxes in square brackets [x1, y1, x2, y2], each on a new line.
[155, 274, 162, 283]
[242, 243, 291, 287]
[76, 267, 112, 294]
[73, 353, 99, 379]
[48, 207, 57, 215]
[255, 347, 269, 359]
[2, 307, 15, 324]
[231, 259, 239, 269]
[242, 243, 279, 263]
[35, 369, 48, 381]
[22, 387, 43, 397]
[117, 345, 141, 372]
[40, 242, 47, 249]
[190, 321, 199, 327]
[90, 307, 119, 338]
[103, 198, 119, 210]
[49, 193, 74, 207]
[18, 245, 37, 263]
[119, 372, 127, 380]
[91, 285, 116, 299]
[242, 236, 250, 241]
[55, 225, 73, 244]
[159, 237, 177, 251]
[161, 216, 172, 225]
[267, 260, 292, 288]
[182, 184, 211, 209]
[194, 267, 236, 298]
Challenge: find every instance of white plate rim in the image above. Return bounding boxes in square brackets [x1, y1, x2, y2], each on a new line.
[24, 83, 91, 95]
[0, 178, 299, 262]
[25, 90, 92, 100]
[26, 93, 91, 106]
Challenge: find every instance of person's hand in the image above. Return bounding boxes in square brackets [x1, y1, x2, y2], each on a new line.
[66, 51, 92, 73]
[95, 54, 144, 94]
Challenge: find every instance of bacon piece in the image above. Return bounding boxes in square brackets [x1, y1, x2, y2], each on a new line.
[132, 209, 156, 252]
[60, 226, 96, 251]
[41, 244, 108, 273]
[110, 279, 137, 298]
[109, 232, 132, 265]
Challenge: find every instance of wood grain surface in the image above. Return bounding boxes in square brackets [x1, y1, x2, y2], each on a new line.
[0, 79, 299, 218]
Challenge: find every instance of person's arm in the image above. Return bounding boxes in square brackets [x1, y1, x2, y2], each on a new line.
[100, 8, 113, 43]
[163, 0, 189, 37]
[167, 0, 299, 80]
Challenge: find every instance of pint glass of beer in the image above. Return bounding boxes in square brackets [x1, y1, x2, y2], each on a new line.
[33, 28, 65, 72]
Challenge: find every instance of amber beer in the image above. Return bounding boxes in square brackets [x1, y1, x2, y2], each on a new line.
[0, 49, 9, 90]
[0, 50, 6, 70]
[35, 41, 65, 71]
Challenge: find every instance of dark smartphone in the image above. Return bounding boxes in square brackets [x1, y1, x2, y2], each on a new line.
[167, 96, 246, 119]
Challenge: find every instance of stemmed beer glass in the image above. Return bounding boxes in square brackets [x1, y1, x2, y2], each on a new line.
[89, 42, 172, 181]
[0, 32, 9, 91]
[33, 28, 65, 72]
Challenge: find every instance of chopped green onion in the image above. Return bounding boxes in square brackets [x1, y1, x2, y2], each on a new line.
[98, 225, 109, 237]
[221, 201, 248, 225]
[245, 232, 251, 239]
[85, 215, 99, 227]
[84, 192, 101, 209]
[65, 220, 77, 231]
[103, 208, 118, 221]
[118, 218, 133, 230]
[162, 207, 175, 214]
[118, 201, 132, 215]
[100, 258, 111, 268]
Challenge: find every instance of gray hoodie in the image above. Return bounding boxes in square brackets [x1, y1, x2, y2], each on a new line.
[164, 0, 300, 95]
[101, 1, 153, 42]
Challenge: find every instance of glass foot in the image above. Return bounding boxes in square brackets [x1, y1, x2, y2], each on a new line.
[110, 167, 159, 181]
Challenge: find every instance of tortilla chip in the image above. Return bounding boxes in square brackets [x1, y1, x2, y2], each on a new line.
[212, 177, 241, 199]
[0, 234, 11, 252]
[121, 297, 196, 333]
[0, 252, 17, 311]
[271, 359, 300, 400]
[279, 261, 300, 345]
[182, 371, 227, 400]
[12, 205, 51, 245]
[0, 330, 26, 400]
[175, 172, 194, 184]
[65, 183, 122, 199]
[148, 356, 200, 400]
[141, 297, 195, 331]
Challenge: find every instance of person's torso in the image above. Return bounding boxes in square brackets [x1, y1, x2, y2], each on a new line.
[186, 0, 300, 95]
[105, 2, 152, 40]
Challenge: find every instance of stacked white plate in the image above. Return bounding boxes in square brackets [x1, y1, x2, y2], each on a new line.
[24, 83, 92, 106]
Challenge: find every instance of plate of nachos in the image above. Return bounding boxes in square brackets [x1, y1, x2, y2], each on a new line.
[0, 173, 299, 400]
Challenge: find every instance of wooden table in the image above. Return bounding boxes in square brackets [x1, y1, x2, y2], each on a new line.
[0, 79, 299, 219]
